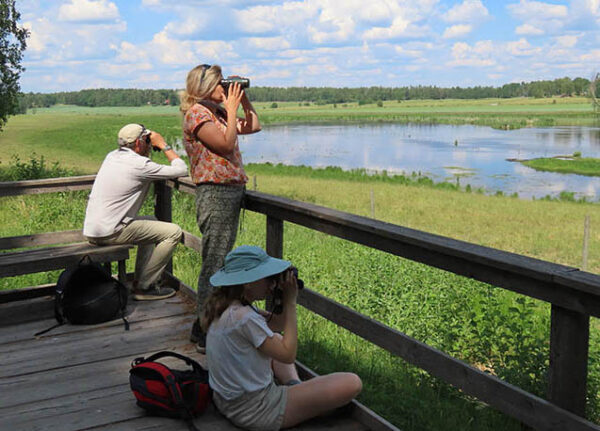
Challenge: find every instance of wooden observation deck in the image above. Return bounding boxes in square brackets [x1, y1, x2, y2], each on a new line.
[1, 175, 600, 430]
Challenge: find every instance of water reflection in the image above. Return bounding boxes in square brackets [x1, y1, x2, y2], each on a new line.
[238, 124, 600, 200]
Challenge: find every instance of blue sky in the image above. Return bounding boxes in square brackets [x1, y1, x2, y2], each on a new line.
[18, 0, 600, 92]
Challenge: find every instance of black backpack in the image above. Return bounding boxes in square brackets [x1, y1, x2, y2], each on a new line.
[35, 255, 129, 336]
[130, 351, 211, 431]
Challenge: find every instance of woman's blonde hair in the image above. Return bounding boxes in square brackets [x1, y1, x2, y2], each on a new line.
[179, 64, 223, 113]
[201, 284, 245, 332]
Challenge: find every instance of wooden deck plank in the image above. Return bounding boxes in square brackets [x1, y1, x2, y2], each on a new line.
[0, 242, 131, 278]
[1, 314, 194, 378]
[0, 310, 190, 355]
[0, 295, 54, 326]
[0, 345, 197, 408]
[1, 382, 367, 431]
[0, 293, 379, 431]
[0, 295, 194, 346]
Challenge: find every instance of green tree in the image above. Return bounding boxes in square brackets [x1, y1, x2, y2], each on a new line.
[0, 0, 28, 131]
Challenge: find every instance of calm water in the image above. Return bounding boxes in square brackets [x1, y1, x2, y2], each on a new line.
[238, 124, 600, 200]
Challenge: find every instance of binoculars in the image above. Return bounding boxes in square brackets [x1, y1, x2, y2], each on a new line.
[271, 267, 304, 315]
[221, 77, 250, 91]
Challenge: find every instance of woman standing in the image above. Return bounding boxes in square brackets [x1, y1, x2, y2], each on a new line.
[180, 64, 261, 351]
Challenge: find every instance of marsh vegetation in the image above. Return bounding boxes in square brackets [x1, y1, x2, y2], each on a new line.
[1, 103, 599, 430]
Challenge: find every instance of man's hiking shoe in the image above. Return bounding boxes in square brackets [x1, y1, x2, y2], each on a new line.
[132, 286, 175, 301]
[190, 319, 201, 342]
[190, 319, 207, 354]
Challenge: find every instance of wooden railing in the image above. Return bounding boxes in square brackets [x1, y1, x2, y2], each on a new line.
[2, 174, 600, 431]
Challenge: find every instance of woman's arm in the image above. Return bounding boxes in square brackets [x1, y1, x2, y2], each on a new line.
[237, 92, 261, 135]
[258, 270, 298, 364]
[195, 83, 244, 158]
[255, 307, 285, 333]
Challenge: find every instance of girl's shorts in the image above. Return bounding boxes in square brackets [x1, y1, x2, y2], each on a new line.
[213, 381, 288, 431]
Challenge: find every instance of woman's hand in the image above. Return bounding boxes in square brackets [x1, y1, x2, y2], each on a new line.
[196, 82, 242, 159]
[280, 268, 298, 305]
[258, 268, 298, 364]
[223, 82, 243, 117]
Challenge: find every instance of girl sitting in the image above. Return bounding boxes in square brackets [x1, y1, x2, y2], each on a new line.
[202, 245, 362, 430]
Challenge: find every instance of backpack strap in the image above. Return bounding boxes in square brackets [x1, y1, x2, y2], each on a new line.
[139, 361, 199, 430]
[141, 351, 204, 373]
[34, 321, 64, 337]
[115, 278, 130, 331]
[33, 288, 66, 337]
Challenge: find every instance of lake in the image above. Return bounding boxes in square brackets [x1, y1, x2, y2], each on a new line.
[238, 124, 600, 200]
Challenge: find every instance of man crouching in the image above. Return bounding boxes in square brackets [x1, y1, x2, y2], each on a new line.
[83, 123, 188, 301]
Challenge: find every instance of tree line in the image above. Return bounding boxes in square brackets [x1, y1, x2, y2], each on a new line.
[17, 76, 594, 111]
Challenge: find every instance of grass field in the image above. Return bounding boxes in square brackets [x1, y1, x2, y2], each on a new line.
[1, 103, 599, 430]
[2, 96, 598, 172]
[522, 156, 600, 177]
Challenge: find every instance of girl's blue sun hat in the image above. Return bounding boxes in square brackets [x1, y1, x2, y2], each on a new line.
[210, 245, 291, 287]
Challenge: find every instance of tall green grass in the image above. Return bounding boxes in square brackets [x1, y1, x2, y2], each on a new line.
[1, 163, 598, 429]
[1, 104, 599, 429]
[522, 157, 600, 177]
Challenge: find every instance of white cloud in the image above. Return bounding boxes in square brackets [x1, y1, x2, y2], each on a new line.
[363, 17, 427, 40]
[235, 1, 318, 33]
[22, 12, 126, 63]
[58, 0, 120, 22]
[580, 49, 600, 61]
[145, 31, 237, 65]
[444, 0, 489, 23]
[555, 34, 579, 48]
[308, 15, 355, 43]
[236, 0, 437, 43]
[394, 46, 422, 57]
[23, 19, 51, 53]
[443, 24, 473, 39]
[164, 15, 208, 38]
[515, 24, 545, 35]
[244, 36, 291, 50]
[507, 0, 568, 21]
[506, 38, 541, 56]
[448, 41, 495, 67]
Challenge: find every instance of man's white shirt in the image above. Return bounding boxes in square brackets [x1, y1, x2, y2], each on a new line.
[83, 147, 187, 238]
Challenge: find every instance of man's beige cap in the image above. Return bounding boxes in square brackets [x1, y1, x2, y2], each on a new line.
[118, 124, 150, 146]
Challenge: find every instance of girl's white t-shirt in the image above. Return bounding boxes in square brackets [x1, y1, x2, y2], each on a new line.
[206, 303, 275, 400]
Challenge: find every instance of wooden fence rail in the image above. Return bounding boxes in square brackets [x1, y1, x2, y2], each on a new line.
[2, 175, 600, 431]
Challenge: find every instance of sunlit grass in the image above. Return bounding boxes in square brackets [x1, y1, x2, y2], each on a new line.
[522, 157, 600, 177]
[1, 105, 599, 429]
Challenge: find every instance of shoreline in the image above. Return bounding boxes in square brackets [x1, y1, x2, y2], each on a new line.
[244, 162, 598, 203]
[518, 156, 600, 177]
[19, 98, 600, 131]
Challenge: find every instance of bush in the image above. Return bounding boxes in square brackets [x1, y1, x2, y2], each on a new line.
[0, 154, 78, 181]
[270, 102, 278, 109]
[377, 100, 383, 107]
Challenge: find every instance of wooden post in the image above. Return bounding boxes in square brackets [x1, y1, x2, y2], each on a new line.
[118, 260, 127, 284]
[266, 216, 283, 258]
[548, 304, 590, 417]
[582, 215, 590, 271]
[154, 180, 173, 274]
[266, 216, 283, 311]
[370, 189, 375, 218]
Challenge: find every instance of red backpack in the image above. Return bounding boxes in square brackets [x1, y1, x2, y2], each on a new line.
[129, 351, 211, 431]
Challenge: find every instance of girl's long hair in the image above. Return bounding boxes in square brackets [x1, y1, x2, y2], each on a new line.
[201, 284, 245, 332]
[179, 64, 223, 114]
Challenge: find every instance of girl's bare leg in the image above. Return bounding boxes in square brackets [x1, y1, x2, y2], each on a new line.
[281, 372, 362, 429]
[272, 359, 300, 385]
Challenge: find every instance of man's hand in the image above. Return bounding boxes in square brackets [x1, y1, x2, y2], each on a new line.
[149, 131, 166, 151]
